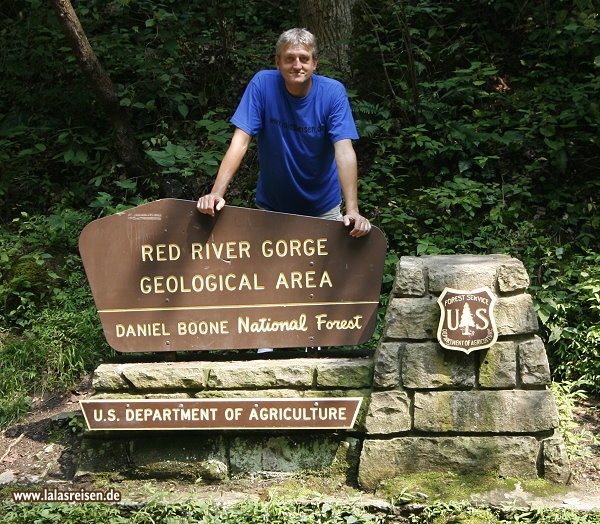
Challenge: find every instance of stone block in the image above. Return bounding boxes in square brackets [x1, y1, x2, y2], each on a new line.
[76, 438, 130, 475]
[393, 257, 426, 296]
[497, 259, 530, 293]
[402, 341, 476, 388]
[495, 294, 539, 335]
[207, 359, 315, 389]
[358, 436, 540, 489]
[120, 362, 208, 390]
[384, 297, 438, 340]
[543, 434, 572, 484]
[414, 390, 558, 433]
[519, 336, 551, 386]
[194, 389, 303, 399]
[144, 393, 193, 399]
[364, 390, 411, 434]
[373, 342, 402, 389]
[229, 435, 358, 474]
[129, 435, 227, 480]
[92, 364, 131, 391]
[479, 341, 517, 388]
[316, 359, 373, 388]
[424, 254, 500, 293]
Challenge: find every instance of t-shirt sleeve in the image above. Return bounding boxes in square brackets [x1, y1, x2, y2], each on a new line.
[327, 83, 359, 143]
[230, 73, 264, 136]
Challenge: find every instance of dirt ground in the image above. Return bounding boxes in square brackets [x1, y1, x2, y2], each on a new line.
[1, 375, 598, 510]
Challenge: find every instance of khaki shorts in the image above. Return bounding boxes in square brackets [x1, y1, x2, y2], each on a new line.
[257, 204, 343, 221]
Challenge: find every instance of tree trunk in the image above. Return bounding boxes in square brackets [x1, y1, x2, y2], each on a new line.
[51, 0, 146, 178]
[298, 0, 356, 76]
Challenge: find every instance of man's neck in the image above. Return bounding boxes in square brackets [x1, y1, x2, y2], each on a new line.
[286, 77, 313, 98]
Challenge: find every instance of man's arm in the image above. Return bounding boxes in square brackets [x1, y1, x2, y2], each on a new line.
[334, 139, 371, 237]
[197, 127, 253, 215]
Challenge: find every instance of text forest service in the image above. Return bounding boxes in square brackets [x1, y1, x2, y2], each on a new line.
[79, 200, 387, 352]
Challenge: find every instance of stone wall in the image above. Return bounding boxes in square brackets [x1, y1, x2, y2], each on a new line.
[358, 255, 570, 489]
[80, 358, 373, 481]
[80, 255, 570, 487]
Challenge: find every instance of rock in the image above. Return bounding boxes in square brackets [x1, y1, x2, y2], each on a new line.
[122, 362, 208, 390]
[197, 460, 228, 482]
[479, 341, 517, 388]
[92, 364, 131, 390]
[424, 254, 501, 293]
[519, 336, 552, 386]
[497, 259, 530, 292]
[207, 360, 314, 389]
[0, 470, 18, 485]
[495, 295, 539, 335]
[316, 359, 373, 388]
[393, 257, 426, 297]
[401, 341, 476, 388]
[229, 435, 358, 475]
[543, 434, 572, 484]
[359, 436, 540, 489]
[414, 390, 559, 433]
[364, 390, 411, 434]
[372, 342, 402, 389]
[384, 297, 438, 339]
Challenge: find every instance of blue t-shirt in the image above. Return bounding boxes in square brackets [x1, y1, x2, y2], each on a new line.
[231, 70, 359, 216]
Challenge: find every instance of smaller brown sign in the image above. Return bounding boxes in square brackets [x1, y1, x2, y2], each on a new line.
[80, 398, 363, 431]
[436, 287, 498, 353]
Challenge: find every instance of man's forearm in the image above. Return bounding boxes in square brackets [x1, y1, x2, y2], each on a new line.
[334, 139, 360, 213]
[210, 128, 252, 197]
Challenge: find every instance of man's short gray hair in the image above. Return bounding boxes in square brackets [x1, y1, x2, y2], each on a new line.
[276, 28, 318, 58]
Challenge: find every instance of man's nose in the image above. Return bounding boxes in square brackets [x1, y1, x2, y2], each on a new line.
[292, 57, 303, 68]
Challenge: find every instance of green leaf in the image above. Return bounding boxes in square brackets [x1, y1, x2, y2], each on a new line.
[178, 103, 189, 118]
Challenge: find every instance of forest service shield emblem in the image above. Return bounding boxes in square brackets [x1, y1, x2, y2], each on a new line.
[437, 287, 498, 353]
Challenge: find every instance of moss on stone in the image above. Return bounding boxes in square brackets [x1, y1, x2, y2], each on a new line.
[375, 473, 570, 504]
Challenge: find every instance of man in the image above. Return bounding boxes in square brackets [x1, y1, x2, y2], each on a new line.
[197, 28, 371, 238]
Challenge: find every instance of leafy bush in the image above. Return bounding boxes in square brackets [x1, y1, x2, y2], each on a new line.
[0, 207, 111, 427]
[551, 380, 600, 461]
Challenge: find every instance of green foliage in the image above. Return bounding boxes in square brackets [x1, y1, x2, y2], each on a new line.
[0, 500, 383, 524]
[551, 380, 600, 460]
[0, 206, 112, 427]
[533, 253, 600, 388]
[1, 499, 598, 523]
[407, 502, 600, 523]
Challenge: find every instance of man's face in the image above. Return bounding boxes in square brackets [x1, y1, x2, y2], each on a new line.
[275, 44, 318, 96]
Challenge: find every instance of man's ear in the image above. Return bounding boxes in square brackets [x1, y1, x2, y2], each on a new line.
[274, 54, 280, 68]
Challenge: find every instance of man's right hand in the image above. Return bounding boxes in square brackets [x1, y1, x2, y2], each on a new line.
[196, 193, 226, 216]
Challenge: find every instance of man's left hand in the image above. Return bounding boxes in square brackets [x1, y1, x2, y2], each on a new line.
[343, 212, 371, 238]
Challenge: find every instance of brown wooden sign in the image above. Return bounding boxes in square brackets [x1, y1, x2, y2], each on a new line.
[79, 199, 386, 352]
[80, 398, 363, 430]
[437, 286, 498, 353]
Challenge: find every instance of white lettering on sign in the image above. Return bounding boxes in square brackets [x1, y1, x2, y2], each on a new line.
[237, 314, 308, 333]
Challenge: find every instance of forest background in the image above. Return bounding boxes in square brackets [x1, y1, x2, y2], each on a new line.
[0, 0, 598, 427]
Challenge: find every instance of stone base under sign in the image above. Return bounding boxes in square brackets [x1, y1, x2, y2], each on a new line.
[78, 432, 361, 482]
[78, 255, 571, 487]
[79, 357, 371, 481]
